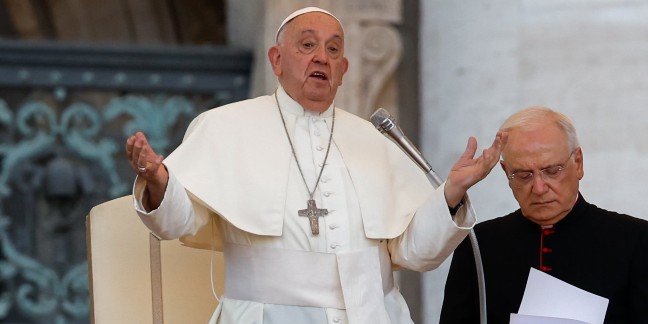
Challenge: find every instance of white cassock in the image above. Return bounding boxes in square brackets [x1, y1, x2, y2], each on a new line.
[133, 86, 475, 323]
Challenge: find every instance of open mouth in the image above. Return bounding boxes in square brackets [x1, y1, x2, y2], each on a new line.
[310, 71, 328, 80]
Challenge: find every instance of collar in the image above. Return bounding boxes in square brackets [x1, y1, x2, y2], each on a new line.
[551, 193, 586, 229]
[276, 86, 334, 118]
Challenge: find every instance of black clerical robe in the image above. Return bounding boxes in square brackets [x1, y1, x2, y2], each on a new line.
[440, 194, 648, 324]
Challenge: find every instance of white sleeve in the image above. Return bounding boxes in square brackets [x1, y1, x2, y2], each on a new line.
[387, 182, 475, 272]
[132, 169, 209, 240]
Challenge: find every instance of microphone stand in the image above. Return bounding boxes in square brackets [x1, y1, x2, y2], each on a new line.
[425, 162, 487, 324]
[370, 108, 487, 324]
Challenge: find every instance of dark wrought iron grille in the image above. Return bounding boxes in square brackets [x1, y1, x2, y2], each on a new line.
[0, 39, 252, 323]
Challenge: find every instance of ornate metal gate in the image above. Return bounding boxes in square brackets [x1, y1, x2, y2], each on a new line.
[0, 40, 252, 323]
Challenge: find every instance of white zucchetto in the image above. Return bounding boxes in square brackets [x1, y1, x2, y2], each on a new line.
[275, 7, 342, 43]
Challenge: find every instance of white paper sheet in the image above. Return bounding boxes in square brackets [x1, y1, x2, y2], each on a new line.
[512, 268, 608, 324]
[510, 313, 589, 324]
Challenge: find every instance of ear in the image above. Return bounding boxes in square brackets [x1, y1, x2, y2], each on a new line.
[499, 160, 508, 175]
[268, 46, 282, 77]
[574, 147, 584, 180]
[500, 160, 515, 189]
[339, 57, 349, 85]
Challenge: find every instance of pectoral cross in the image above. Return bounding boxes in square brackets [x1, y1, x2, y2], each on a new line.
[298, 199, 328, 235]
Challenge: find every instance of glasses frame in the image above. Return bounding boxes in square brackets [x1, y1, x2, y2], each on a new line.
[506, 149, 577, 189]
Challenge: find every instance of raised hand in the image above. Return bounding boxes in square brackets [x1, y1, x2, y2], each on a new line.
[444, 132, 508, 207]
[125, 131, 168, 210]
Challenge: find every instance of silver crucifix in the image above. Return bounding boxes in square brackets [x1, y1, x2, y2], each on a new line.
[298, 199, 328, 235]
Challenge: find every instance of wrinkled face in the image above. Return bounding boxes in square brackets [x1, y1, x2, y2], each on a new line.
[500, 123, 584, 226]
[268, 12, 349, 112]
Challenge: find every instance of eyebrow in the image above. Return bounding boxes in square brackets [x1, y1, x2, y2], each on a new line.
[300, 29, 343, 42]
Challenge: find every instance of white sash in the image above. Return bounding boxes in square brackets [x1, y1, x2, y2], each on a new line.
[221, 243, 393, 323]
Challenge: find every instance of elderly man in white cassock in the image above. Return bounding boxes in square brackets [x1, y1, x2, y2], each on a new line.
[125, 6, 506, 324]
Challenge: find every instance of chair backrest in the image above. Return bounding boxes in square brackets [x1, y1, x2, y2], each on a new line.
[86, 195, 223, 323]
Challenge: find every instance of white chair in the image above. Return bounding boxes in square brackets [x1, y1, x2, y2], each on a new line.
[86, 195, 224, 323]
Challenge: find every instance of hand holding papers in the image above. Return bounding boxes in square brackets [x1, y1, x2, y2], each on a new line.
[510, 268, 608, 324]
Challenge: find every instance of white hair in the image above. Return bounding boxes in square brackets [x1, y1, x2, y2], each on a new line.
[499, 106, 580, 157]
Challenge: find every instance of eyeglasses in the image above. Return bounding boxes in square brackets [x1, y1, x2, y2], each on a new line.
[507, 150, 576, 189]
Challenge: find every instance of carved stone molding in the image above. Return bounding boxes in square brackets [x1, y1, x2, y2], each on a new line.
[353, 24, 403, 119]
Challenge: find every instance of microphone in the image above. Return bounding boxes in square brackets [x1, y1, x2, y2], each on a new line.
[371, 108, 489, 324]
[369, 108, 443, 187]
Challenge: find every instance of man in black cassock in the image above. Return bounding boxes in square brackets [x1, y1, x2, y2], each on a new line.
[440, 107, 648, 324]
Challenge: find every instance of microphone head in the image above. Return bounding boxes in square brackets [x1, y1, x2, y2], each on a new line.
[370, 108, 396, 133]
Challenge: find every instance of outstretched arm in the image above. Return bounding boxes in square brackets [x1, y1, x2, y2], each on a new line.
[125, 131, 168, 211]
[444, 132, 508, 208]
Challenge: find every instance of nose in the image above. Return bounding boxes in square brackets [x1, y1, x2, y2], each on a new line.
[531, 173, 549, 194]
[312, 45, 328, 64]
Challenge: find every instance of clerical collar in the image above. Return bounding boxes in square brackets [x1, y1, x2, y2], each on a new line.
[275, 86, 334, 118]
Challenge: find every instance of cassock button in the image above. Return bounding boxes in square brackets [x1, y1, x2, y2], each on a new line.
[323, 192, 331, 197]
[330, 243, 340, 249]
[329, 224, 338, 230]
[332, 318, 341, 323]
[540, 266, 552, 272]
[316, 146, 323, 151]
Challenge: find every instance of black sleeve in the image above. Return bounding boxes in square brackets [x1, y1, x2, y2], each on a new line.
[629, 221, 648, 323]
[439, 234, 480, 324]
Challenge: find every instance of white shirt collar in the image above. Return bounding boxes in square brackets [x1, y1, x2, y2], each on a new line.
[276, 86, 334, 118]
